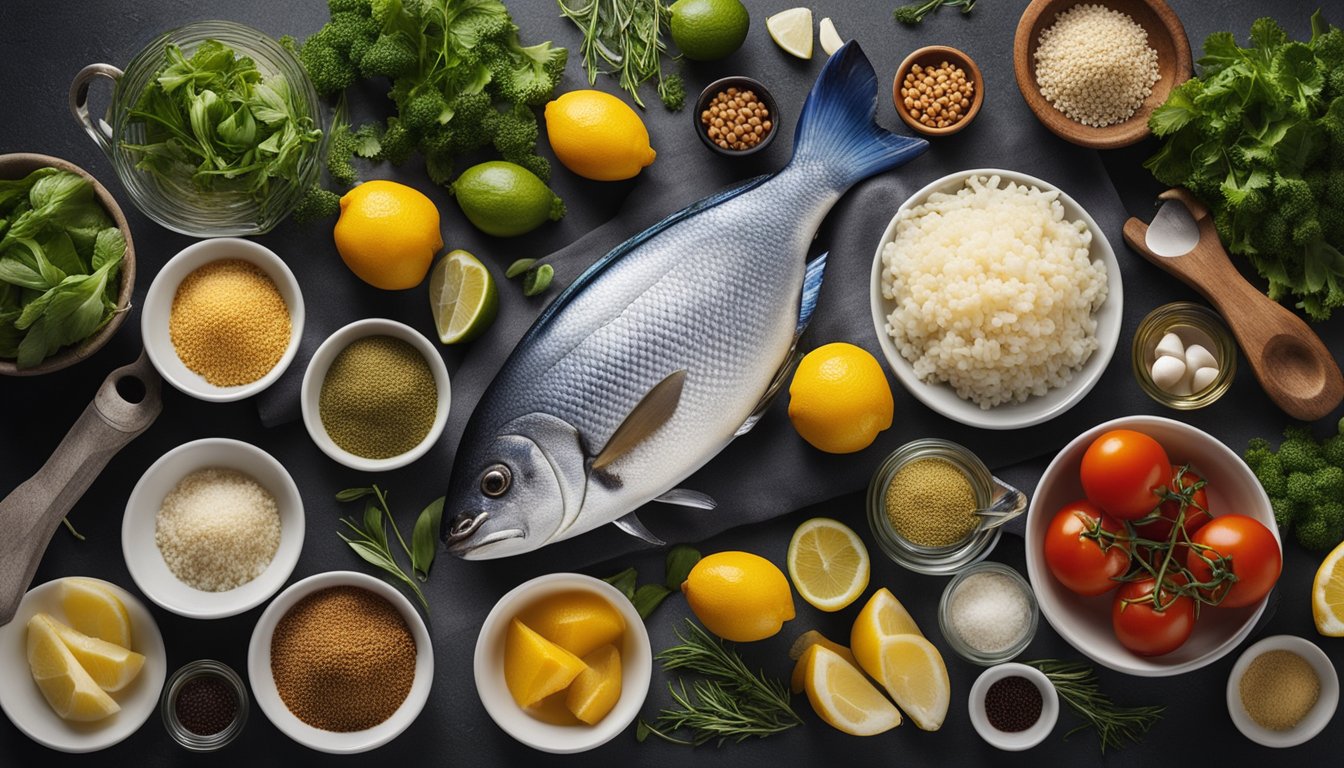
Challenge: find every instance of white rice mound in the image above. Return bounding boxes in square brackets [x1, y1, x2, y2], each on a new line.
[881, 174, 1108, 409]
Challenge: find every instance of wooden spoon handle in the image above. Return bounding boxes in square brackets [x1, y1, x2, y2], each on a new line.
[0, 352, 161, 625]
[1123, 190, 1344, 421]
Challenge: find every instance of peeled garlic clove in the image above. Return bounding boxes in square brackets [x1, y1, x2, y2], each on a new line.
[1184, 343, 1217, 371]
[819, 17, 844, 56]
[1151, 355, 1187, 392]
[1191, 366, 1219, 392]
[1154, 332, 1185, 360]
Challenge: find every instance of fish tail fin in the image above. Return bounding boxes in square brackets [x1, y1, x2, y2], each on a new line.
[792, 41, 928, 187]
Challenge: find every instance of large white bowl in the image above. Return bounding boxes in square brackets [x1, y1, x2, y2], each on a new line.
[247, 571, 434, 754]
[869, 169, 1124, 430]
[474, 573, 652, 754]
[1024, 416, 1279, 676]
[0, 577, 167, 753]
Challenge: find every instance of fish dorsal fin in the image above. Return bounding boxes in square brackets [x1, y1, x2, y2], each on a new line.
[653, 488, 717, 509]
[592, 370, 687, 471]
[613, 513, 666, 546]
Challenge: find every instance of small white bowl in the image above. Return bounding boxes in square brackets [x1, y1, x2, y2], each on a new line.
[300, 318, 451, 472]
[247, 571, 433, 754]
[968, 662, 1059, 751]
[121, 438, 304, 619]
[1024, 415, 1279, 676]
[1226, 635, 1338, 748]
[869, 169, 1124, 430]
[474, 573, 652, 754]
[141, 237, 304, 402]
[0, 577, 167, 753]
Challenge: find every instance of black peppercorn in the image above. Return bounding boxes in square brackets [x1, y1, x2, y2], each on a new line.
[175, 674, 239, 736]
[984, 675, 1043, 733]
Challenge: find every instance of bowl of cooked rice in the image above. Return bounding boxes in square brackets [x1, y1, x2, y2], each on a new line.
[869, 169, 1123, 430]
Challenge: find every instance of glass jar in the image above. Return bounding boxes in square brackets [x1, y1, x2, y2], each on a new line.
[68, 21, 326, 236]
[938, 561, 1039, 666]
[1132, 302, 1237, 409]
[160, 659, 248, 751]
[866, 438, 1002, 575]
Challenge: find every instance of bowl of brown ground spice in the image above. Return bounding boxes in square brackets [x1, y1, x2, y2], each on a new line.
[1226, 635, 1338, 748]
[246, 570, 433, 753]
[141, 237, 304, 402]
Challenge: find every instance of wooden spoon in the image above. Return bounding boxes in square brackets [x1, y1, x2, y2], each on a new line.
[1123, 188, 1344, 421]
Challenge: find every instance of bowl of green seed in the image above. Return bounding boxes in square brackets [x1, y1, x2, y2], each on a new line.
[301, 318, 451, 472]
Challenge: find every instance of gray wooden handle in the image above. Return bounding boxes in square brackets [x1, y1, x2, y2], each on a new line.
[0, 352, 161, 624]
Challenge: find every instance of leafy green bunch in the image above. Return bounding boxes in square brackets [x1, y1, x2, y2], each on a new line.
[1145, 13, 1344, 320]
[1245, 421, 1344, 550]
[0, 169, 126, 369]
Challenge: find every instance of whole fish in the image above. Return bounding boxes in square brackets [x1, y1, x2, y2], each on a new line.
[444, 43, 927, 559]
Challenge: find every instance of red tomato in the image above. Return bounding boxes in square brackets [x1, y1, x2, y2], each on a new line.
[1080, 430, 1173, 520]
[1185, 514, 1282, 608]
[1111, 577, 1196, 656]
[1137, 465, 1212, 543]
[1043, 500, 1131, 596]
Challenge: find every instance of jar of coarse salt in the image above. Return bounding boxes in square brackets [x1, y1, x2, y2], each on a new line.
[1132, 302, 1237, 410]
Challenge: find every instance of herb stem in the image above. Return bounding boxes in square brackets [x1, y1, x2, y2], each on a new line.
[1026, 659, 1163, 753]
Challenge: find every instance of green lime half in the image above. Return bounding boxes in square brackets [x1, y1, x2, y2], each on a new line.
[670, 0, 750, 62]
[452, 161, 563, 238]
[429, 249, 499, 344]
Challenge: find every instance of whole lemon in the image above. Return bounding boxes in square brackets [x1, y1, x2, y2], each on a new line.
[788, 342, 894, 454]
[544, 90, 656, 181]
[682, 551, 796, 642]
[334, 180, 443, 290]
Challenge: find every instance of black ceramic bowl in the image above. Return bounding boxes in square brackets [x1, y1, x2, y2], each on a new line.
[693, 76, 780, 157]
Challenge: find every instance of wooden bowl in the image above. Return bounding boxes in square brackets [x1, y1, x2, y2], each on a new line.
[0, 153, 135, 376]
[1013, 0, 1193, 149]
[893, 46, 984, 137]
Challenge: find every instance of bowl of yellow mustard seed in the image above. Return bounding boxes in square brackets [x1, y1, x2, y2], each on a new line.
[300, 318, 451, 472]
[142, 237, 304, 402]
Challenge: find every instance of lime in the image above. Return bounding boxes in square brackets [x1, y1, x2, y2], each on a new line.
[766, 7, 813, 60]
[429, 250, 499, 344]
[451, 161, 564, 238]
[669, 0, 750, 62]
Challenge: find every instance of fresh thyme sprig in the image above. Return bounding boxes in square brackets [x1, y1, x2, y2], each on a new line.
[894, 0, 977, 25]
[1025, 659, 1164, 753]
[637, 620, 801, 746]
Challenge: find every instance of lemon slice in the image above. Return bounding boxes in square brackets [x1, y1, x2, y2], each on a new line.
[787, 517, 869, 612]
[864, 634, 949, 731]
[45, 615, 145, 693]
[819, 17, 843, 56]
[766, 8, 813, 60]
[59, 578, 132, 649]
[790, 630, 860, 694]
[850, 587, 922, 677]
[802, 645, 901, 736]
[429, 249, 499, 344]
[1313, 540, 1344, 636]
[26, 615, 121, 722]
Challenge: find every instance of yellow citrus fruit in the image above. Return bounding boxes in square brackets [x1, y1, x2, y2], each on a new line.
[544, 90, 656, 181]
[59, 578, 132, 649]
[787, 342, 894, 454]
[44, 614, 144, 693]
[681, 551, 795, 642]
[334, 180, 443, 290]
[565, 644, 623, 725]
[503, 618, 587, 708]
[802, 645, 901, 736]
[850, 588, 922, 677]
[26, 614, 120, 722]
[789, 630, 859, 694]
[859, 634, 949, 731]
[1313, 539, 1344, 636]
[787, 517, 870, 612]
[516, 590, 626, 658]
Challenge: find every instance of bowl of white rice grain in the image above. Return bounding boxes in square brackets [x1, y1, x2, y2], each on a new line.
[869, 169, 1123, 430]
[122, 438, 305, 619]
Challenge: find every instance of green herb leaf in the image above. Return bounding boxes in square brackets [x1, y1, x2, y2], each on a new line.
[335, 487, 376, 502]
[505, 258, 536, 279]
[632, 584, 672, 618]
[602, 567, 638, 600]
[522, 263, 554, 296]
[664, 545, 701, 590]
[411, 496, 445, 582]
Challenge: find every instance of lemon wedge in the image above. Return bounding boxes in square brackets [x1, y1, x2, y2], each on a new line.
[44, 614, 145, 693]
[850, 587, 922, 677]
[1313, 540, 1344, 636]
[790, 630, 860, 694]
[787, 517, 870, 612]
[26, 614, 121, 722]
[766, 8, 813, 59]
[59, 578, 132, 649]
[819, 17, 843, 55]
[861, 634, 949, 731]
[802, 645, 901, 735]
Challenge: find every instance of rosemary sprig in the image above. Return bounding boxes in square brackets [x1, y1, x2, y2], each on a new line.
[335, 485, 444, 612]
[556, 0, 686, 110]
[894, 0, 977, 25]
[1025, 659, 1164, 753]
[638, 620, 801, 746]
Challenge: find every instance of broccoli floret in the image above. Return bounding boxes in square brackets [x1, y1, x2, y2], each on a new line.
[378, 118, 414, 165]
[1272, 497, 1300, 532]
[659, 73, 686, 112]
[493, 41, 568, 106]
[1245, 437, 1274, 470]
[402, 89, 449, 132]
[1296, 502, 1344, 550]
[1287, 471, 1316, 504]
[328, 0, 369, 12]
[292, 185, 342, 223]
[1315, 465, 1344, 498]
[491, 105, 549, 180]
[300, 34, 358, 95]
[1323, 432, 1344, 468]
[1256, 453, 1289, 498]
[1280, 425, 1327, 472]
[360, 31, 418, 79]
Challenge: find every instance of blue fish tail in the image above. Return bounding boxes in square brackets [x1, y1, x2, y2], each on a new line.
[793, 41, 928, 187]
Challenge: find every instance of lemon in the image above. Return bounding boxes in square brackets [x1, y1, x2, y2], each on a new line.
[504, 618, 588, 708]
[453, 161, 565, 237]
[819, 17, 843, 56]
[788, 342, 894, 454]
[766, 7, 813, 60]
[1313, 539, 1344, 636]
[334, 180, 443, 290]
[429, 249, 498, 344]
[787, 518, 870, 612]
[565, 644, 623, 725]
[859, 634, 949, 731]
[802, 645, 902, 736]
[850, 588, 922, 676]
[682, 551, 796, 642]
[59, 578, 132, 649]
[544, 91, 656, 181]
[42, 614, 145, 693]
[26, 614, 121, 722]
[789, 630, 859, 694]
[516, 590, 626, 658]
[669, 0, 750, 61]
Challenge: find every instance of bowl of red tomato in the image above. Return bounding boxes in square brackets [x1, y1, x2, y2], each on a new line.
[1025, 415, 1282, 677]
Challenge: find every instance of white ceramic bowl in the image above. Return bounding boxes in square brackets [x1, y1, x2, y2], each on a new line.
[1024, 415, 1280, 676]
[474, 573, 653, 754]
[0, 577, 167, 753]
[1226, 635, 1338, 748]
[141, 237, 304, 402]
[121, 438, 304, 619]
[869, 169, 1124, 430]
[300, 318, 451, 472]
[967, 662, 1059, 751]
[247, 571, 433, 754]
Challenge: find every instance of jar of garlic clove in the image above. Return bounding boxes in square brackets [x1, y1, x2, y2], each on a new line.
[1132, 302, 1237, 410]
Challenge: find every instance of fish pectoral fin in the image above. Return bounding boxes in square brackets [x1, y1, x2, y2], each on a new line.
[591, 369, 687, 471]
[796, 251, 827, 336]
[613, 513, 666, 546]
[653, 488, 718, 510]
[734, 348, 802, 437]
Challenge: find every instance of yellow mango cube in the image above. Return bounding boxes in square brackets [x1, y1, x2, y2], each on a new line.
[565, 644, 623, 725]
[504, 618, 587, 708]
[517, 591, 625, 658]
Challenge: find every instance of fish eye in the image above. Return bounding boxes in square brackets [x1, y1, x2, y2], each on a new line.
[481, 465, 511, 497]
